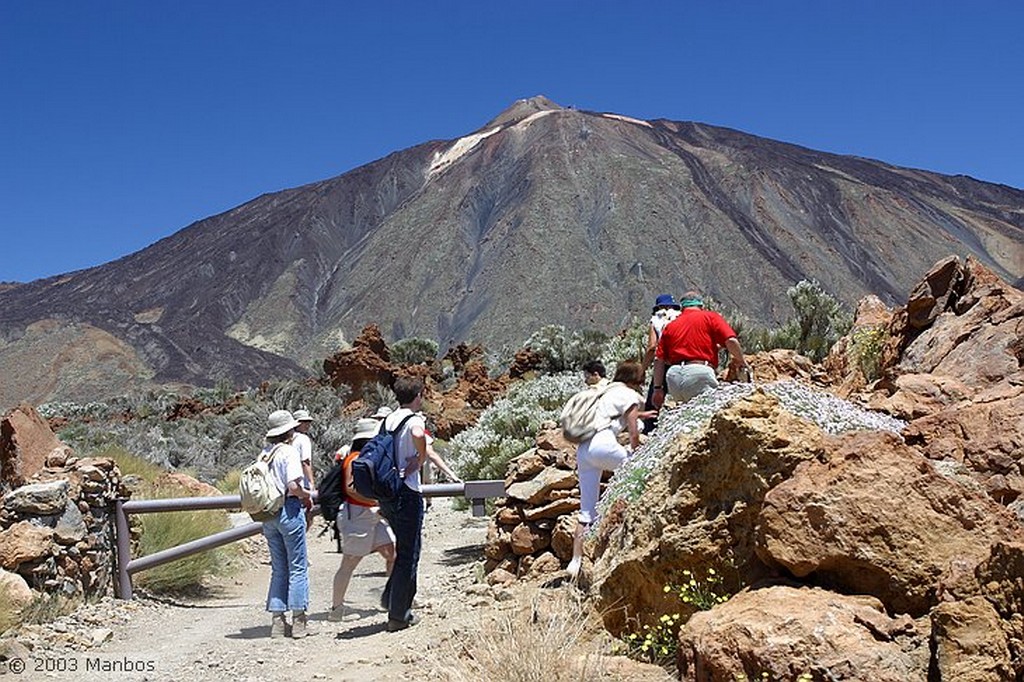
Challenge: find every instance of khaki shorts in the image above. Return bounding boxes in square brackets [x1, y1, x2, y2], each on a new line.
[336, 503, 395, 556]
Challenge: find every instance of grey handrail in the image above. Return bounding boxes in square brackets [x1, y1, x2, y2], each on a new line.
[113, 480, 506, 600]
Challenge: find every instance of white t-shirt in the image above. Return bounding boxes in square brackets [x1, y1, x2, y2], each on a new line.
[292, 431, 313, 487]
[264, 443, 303, 496]
[650, 308, 680, 340]
[596, 383, 644, 435]
[293, 432, 313, 464]
[384, 408, 427, 492]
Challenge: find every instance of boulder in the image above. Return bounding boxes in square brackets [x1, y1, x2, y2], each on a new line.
[931, 597, 1013, 682]
[677, 585, 930, 681]
[892, 257, 1023, 390]
[323, 324, 395, 396]
[0, 567, 33, 611]
[756, 431, 1024, 616]
[3, 479, 69, 515]
[53, 500, 87, 544]
[153, 472, 222, 497]
[510, 522, 551, 556]
[0, 521, 54, 570]
[506, 467, 577, 505]
[1, 404, 67, 489]
[902, 385, 1024, 504]
[590, 391, 826, 633]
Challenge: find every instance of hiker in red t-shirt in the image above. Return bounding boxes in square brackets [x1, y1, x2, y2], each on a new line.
[651, 291, 749, 408]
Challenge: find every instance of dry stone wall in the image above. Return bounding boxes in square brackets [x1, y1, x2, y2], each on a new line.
[0, 452, 126, 599]
[1, 405, 128, 602]
[483, 424, 589, 584]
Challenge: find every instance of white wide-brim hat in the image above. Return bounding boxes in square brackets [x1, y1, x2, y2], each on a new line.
[266, 409, 301, 437]
[371, 405, 393, 419]
[352, 417, 382, 442]
[293, 409, 313, 422]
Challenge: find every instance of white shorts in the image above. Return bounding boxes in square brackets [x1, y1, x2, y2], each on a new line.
[336, 503, 395, 557]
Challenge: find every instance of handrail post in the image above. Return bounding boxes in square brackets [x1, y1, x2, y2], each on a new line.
[113, 498, 133, 600]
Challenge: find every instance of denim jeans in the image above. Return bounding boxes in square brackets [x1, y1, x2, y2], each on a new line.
[262, 496, 309, 612]
[378, 484, 424, 623]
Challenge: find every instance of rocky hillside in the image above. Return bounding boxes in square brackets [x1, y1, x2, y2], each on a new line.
[479, 255, 1023, 680]
[2, 96, 1022, 408]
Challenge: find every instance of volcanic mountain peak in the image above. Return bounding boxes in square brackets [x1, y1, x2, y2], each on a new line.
[0, 98, 1021, 409]
[485, 95, 565, 128]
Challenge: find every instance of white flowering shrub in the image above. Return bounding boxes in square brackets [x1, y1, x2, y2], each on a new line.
[524, 325, 609, 373]
[600, 319, 648, 372]
[449, 372, 583, 481]
[599, 380, 905, 517]
[44, 379, 349, 483]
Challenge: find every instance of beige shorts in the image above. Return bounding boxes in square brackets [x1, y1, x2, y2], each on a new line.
[336, 503, 395, 557]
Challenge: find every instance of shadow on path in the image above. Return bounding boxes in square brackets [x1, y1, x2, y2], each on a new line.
[438, 543, 484, 566]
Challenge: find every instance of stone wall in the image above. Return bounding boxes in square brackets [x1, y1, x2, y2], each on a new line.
[1, 405, 128, 603]
[483, 424, 585, 584]
[0, 452, 126, 600]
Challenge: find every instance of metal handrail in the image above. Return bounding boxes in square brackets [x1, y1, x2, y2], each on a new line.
[112, 480, 506, 600]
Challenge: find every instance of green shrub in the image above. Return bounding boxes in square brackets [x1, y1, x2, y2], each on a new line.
[449, 372, 582, 481]
[390, 337, 439, 365]
[849, 325, 887, 382]
[524, 325, 609, 373]
[787, 280, 852, 362]
[600, 319, 648, 371]
[727, 280, 850, 362]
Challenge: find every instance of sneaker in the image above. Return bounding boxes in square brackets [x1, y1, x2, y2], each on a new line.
[327, 606, 345, 623]
[565, 557, 582, 579]
[385, 614, 420, 632]
[270, 613, 287, 639]
[292, 611, 308, 639]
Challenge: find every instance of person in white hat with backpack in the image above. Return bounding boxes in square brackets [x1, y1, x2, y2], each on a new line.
[261, 409, 313, 638]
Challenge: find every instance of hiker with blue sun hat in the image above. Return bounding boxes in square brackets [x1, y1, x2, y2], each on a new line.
[641, 293, 681, 432]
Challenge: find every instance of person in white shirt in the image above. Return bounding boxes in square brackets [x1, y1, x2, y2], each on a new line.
[292, 410, 316, 526]
[261, 410, 313, 638]
[566, 361, 645, 579]
[377, 377, 429, 632]
[642, 294, 681, 432]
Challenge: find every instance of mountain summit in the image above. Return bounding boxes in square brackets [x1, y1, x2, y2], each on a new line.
[1, 98, 1022, 407]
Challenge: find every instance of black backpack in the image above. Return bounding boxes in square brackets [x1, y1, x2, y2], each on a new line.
[350, 413, 416, 503]
[316, 459, 345, 523]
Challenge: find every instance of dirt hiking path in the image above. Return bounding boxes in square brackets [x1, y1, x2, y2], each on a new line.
[32, 502, 493, 682]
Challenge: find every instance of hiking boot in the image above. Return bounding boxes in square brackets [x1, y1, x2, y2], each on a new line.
[385, 614, 420, 632]
[270, 613, 287, 639]
[291, 611, 308, 639]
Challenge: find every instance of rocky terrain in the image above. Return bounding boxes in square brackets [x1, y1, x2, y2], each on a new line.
[1, 254, 1022, 680]
[2, 96, 1022, 409]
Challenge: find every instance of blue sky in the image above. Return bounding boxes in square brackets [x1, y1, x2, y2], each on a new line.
[3, 2, 1022, 283]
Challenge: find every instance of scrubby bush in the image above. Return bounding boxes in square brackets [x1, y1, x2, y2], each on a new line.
[729, 280, 851, 362]
[787, 280, 852, 362]
[600, 319, 648, 372]
[390, 337, 439, 365]
[524, 325, 609, 373]
[45, 378, 350, 483]
[449, 372, 582, 481]
[849, 325, 888, 382]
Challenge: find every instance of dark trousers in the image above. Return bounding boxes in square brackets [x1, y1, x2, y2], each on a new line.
[379, 484, 423, 624]
[643, 377, 659, 434]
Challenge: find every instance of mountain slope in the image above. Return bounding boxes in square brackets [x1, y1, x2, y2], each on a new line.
[1, 96, 1022, 407]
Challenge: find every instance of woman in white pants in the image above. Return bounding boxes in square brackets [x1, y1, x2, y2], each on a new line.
[566, 360, 645, 578]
